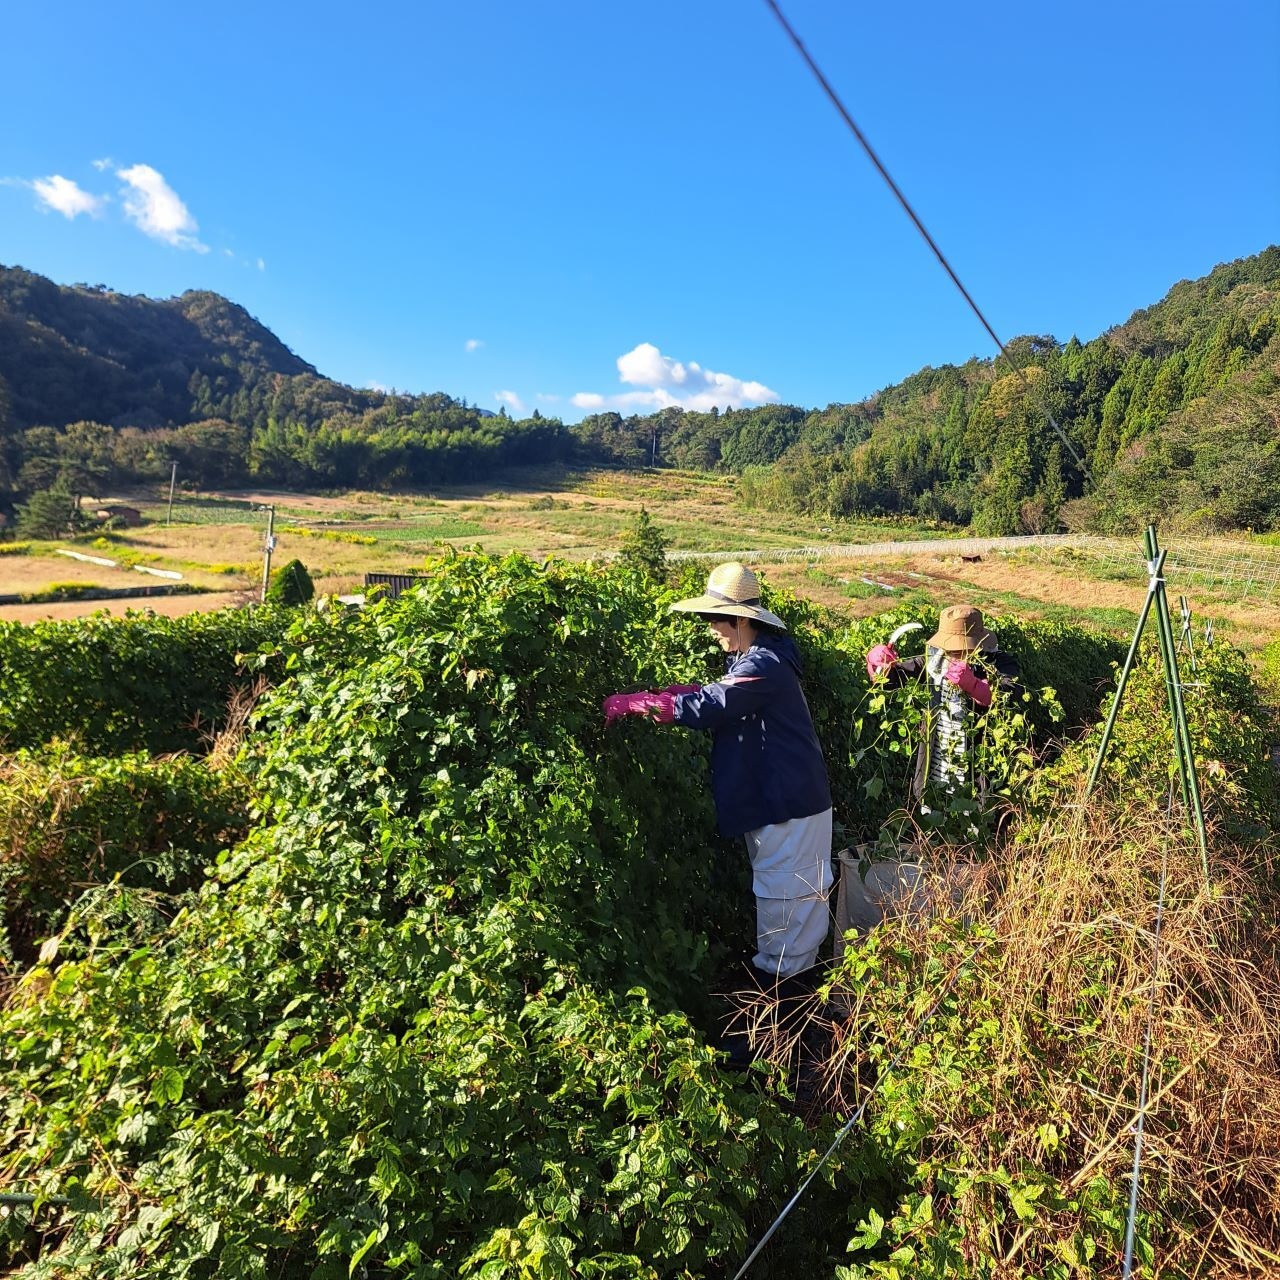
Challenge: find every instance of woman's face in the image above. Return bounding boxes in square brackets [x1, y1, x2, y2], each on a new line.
[707, 616, 752, 653]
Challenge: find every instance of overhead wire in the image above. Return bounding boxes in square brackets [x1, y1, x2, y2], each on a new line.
[761, 0, 1091, 482]
[1121, 788, 1175, 1279]
[731, 939, 983, 1279]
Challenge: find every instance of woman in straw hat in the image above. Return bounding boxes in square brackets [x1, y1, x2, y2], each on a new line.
[602, 562, 833, 985]
[866, 603, 1020, 796]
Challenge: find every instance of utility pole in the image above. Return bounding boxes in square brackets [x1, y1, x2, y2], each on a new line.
[260, 504, 276, 602]
[165, 461, 178, 526]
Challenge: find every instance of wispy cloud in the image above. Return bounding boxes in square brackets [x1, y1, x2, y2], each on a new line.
[30, 175, 105, 219]
[495, 390, 526, 413]
[465, 338, 484, 353]
[91, 157, 113, 172]
[256, 257, 265, 271]
[572, 342, 779, 413]
[116, 163, 207, 252]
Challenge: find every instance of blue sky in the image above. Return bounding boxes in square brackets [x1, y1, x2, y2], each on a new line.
[3, 1, 1277, 423]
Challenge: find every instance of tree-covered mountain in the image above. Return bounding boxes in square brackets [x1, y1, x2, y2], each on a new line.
[0, 266, 319, 430]
[0, 266, 570, 501]
[1, 247, 1276, 533]
[579, 246, 1279, 534]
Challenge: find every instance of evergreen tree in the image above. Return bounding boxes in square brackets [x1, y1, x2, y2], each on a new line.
[265, 558, 315, 606]
[15, 487, 78, 539]
[617, 507, 670, 583]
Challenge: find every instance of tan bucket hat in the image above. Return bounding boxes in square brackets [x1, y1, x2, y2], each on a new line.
[927, 604, 996, 654]
[669, 561, 787, 630]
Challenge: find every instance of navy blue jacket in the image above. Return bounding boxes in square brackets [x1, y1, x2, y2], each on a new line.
[672, 632, 831, 837]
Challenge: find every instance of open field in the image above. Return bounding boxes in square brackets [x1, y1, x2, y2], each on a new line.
[3, 470, 1279, 652]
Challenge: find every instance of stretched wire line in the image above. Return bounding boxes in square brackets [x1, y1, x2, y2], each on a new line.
[761, 0, 1090, 481]
[731, 941, 981, 1279]
[1122, 794, 1174, 1278]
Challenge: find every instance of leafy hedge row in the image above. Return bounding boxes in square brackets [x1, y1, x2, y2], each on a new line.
[0, 746, 249, 963]
[0, 607, 293, 754]
[0, 555, 1131, 1278]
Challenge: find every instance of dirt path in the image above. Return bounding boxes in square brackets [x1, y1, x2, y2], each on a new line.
[0, 591, 249, 623]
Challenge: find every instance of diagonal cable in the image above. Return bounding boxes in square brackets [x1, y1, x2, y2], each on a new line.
[732, 940, 981, 1279]
[762, 0, 1091, 481]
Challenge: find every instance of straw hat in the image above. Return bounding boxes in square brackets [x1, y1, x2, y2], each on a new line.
[669, 562, 787, 630]
[927, 604, 996, 654]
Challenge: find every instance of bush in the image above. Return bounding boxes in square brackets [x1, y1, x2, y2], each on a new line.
[1062, 638, 1280, 836]
[0, 746, 249, 963]
[265, 558, 314, 606]
[0, 606, 293, 754]
[0, 555, 1199, 1278]
[616, 507, 671, 583]
[813, 799, 1280, 1278]
[0, 555, 826, 1278]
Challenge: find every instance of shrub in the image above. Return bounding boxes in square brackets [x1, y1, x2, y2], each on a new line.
[0, 746, 249, 963]
[0, 555, 1199, 1278]
[0, 554, 826, 1278]
[617, 506, 671, 583]
[265, 558, 314, 606]
[0, 606, 294, 754]
[810, 794, 1280, 1278]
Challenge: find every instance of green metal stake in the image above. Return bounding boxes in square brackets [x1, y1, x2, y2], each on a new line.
[1086, 546, 1165, 797]
[1149, 536, 1209, 877]
[1145, 529, 1193, 820]
[1085, 527, 1210, 883]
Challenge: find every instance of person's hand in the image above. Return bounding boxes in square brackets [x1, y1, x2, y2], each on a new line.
[865, 643, 899, 681]
[602, 690, 675, 725]
[944, 659, 991, 707]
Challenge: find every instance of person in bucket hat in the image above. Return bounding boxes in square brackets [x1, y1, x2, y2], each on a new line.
[866, 604, 1020, 795]
[602, 562, 833, 987]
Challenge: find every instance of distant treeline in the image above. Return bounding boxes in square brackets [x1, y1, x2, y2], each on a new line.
[1, 247, 1277, 535]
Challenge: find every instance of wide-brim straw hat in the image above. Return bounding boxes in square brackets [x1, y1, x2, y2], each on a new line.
[669, 561, 787, 631]
[928, 603, 996, 654]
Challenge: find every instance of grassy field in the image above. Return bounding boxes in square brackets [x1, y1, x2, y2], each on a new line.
[2, 468, 1278, 652]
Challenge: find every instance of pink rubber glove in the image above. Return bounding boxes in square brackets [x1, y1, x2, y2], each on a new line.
[944, 659, 991, 707]
[662, 683, 701, 696]
[602, 690, 675, 726]
[866, 643, 899, 681]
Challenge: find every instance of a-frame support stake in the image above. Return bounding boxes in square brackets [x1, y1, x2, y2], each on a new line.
[1085, 525, 1208, 879]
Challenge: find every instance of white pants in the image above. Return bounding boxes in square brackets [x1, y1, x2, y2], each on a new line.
[743, 809, 834, 978]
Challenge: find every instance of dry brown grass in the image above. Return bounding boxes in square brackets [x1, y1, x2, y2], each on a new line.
[735, 788, 1280, 1274]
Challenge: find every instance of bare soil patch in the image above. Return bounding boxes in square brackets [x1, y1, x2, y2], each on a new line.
[0, 591, 249, 623]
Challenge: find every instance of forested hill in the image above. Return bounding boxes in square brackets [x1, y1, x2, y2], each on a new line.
[642, 244, 1279, 535]
[1, 247, 1277, 533]
[0, 265, 321, 429]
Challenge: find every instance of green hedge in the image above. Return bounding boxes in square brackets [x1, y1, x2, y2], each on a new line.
[0, 747, 250, 962]
[0, 606, 293, 754]
[0, 555, 1137, 1279]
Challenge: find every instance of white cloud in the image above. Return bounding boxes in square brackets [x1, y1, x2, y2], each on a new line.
[91, 157, 113, 171]
[116, 163, 207, 252]
[31, 175, 105, 219]
[495, 390, 526, 413]
[573, 342, 779, 413]
[366, 380, 389, 393]
[465, 338, 484, 353]
[536, 392, 560, 403]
